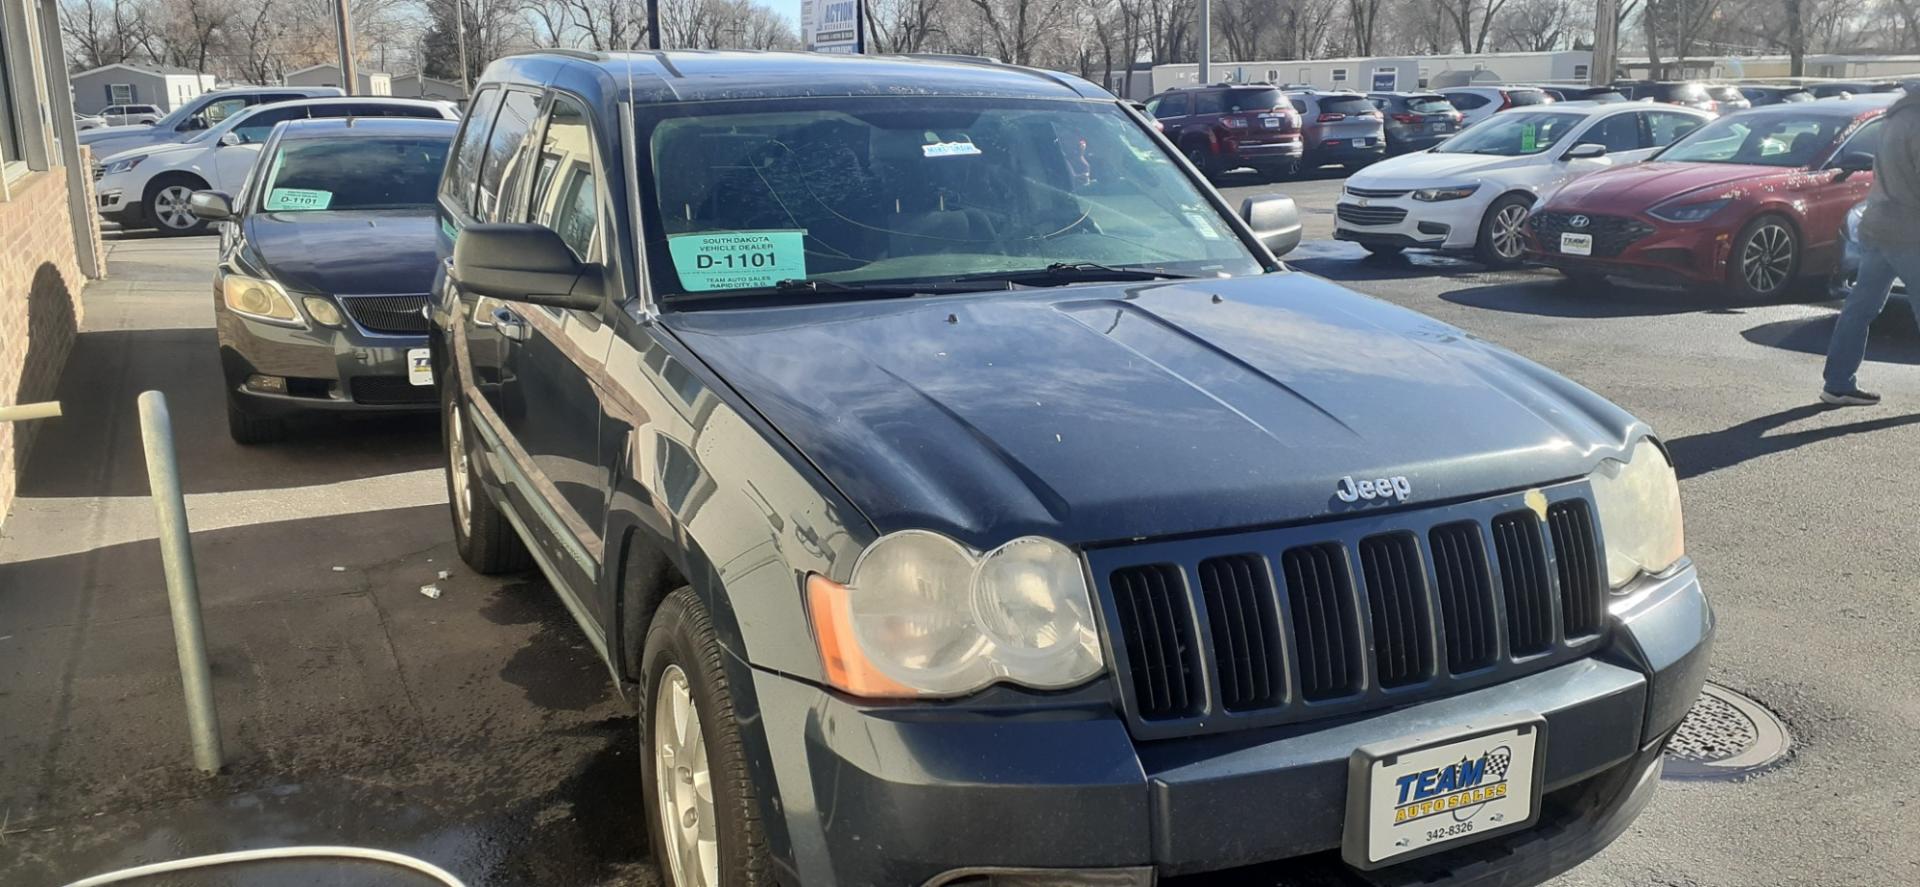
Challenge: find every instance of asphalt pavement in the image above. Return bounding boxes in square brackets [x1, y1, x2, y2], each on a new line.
[4, 179, 1919, 886]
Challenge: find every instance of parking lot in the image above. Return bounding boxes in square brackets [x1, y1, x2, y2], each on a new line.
[4, 169, 1919, 885]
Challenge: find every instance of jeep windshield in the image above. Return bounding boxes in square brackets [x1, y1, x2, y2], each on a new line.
[633, 97, 1265, 301]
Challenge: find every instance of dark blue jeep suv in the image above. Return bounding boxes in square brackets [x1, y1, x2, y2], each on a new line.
[429, 49, 1712, 887]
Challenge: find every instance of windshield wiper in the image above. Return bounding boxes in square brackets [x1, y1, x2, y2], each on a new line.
[772, 278, 1014, 297]
[946, 262, 1201, 286]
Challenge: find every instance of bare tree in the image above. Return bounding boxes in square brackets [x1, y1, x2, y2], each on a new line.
[61, 0, 158, 68]
[868, 0, 946, 52]
[963, 0, 1076, 64]
[1343, 0, 1383, 54]
[1490, 0, 1574, 50]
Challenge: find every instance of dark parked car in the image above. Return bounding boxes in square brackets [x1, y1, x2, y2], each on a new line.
[1705, 85, 1753, 112]
[191, 116, 458, 442]
[432, 49, 1710, 887]
[1739, 85, 1814, 105]
[1612, 80, 1720, 113]
[1367, 91, 1463, 153]
[1286, 89, 1387, 168]
[1144, 84, 1303, 179]
[1533, 86, 1628, 103]
[1806, 81, 1899, 99]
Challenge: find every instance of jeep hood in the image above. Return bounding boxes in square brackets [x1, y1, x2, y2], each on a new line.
[1550, 160, 1789, 207]
[666, 274, 1644, 548]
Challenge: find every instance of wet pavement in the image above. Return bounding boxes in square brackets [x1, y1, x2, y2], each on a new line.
[0, 232, 656, 887]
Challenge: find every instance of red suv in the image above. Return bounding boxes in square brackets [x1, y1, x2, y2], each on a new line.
[1145, 84, 1304, 181]
[1525, 96, 1892, 298]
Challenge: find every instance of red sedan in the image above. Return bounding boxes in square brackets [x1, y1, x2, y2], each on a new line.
[1525, 95, 1895, 298]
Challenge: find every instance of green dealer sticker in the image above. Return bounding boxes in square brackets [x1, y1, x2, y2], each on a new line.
[266, 188, 333, 211]
[667, 230, 807, 292]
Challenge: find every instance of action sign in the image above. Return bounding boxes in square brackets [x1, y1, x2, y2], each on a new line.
[803, 0, 859, 53]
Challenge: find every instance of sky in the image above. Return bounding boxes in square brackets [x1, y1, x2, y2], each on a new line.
[772, 0, 804, 29]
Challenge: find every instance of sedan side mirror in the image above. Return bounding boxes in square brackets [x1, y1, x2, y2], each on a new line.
[452, 223, 604, 311]
[1239, 194, 1302, 257]
[1833, 151, 1874, 181]
[187, 190, 234, 221]
[218, 132, 243, 147]
[1563, 143, 1608, 161]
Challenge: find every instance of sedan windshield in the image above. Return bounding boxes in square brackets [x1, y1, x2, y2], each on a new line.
[1436, 111, 1582, 155]
[636, 97, 1263, 300]
[257, 136, 450, 212]
[1655, 114, 1849, 167]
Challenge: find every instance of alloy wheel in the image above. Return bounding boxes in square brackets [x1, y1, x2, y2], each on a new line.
[1742, 223, 1794, 293]
[448, 404, 473, 536]
[654, 664, 718, 887]
[1490, 204, 1529, 260]
[152, 185, 199, 230]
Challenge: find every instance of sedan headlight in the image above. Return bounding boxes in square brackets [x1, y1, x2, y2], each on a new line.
[807, 531, 1104, 697]
[1413, 184, 1480, 201]
[221, 272, 304, 326]
[1648, 197, 1732, 222]
[101, 154, 146, 175]
[1589, 437, 1685, 589]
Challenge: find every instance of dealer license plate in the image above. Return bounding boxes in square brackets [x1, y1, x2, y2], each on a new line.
[1343, 718, 1542, 869]
[408, 348, 433, 386]
[1262, 116, 1281, 129]
[1352, 137, 1368, 148]
[1560, 232, 1593, 256]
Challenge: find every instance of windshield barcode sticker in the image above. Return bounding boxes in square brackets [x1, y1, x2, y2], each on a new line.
[923, 141, 982, 158]
[266, 188, 332, 211]
[667, 230, 808, 292]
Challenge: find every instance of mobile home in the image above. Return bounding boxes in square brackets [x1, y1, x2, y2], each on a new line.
[1149, 51, 1592, 95]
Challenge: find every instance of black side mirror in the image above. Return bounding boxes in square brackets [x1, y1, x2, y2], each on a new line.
[188, 190, 233, 221]
[1239, 194, 1302, 257]
[180, 117, 208, 131]
[1563, 143, 1608, 161]
[452, 223, 603, 311]
[1833, 151, 1874, 180]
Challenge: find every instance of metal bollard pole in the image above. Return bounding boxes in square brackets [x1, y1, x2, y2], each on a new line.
[0, 401, 62, 423]
[136, 391, 224, 774]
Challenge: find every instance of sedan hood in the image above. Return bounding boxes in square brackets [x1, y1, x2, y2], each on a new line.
[1550, 161, 1790, 208]
[1349, 150, 1543, 186]
[667, 275, 1643, 548]
[244, 211, 440, 295]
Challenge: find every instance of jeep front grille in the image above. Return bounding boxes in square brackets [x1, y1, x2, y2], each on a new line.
[1090, 482, 1609, 739]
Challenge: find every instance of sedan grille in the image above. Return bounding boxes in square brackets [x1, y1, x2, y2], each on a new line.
[1092, 483, 1610, 739]
[349, 376, 436, 405]
[1344, 186, 1411, 199]
[339, 294, 430, 334]
[1528, 211, 1655, 257]
[1336, 204, 1409, 226]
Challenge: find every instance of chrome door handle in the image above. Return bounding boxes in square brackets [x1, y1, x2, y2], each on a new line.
[492, 307, 530, 341]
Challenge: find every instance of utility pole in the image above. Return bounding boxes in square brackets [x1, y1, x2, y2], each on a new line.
[1591, 0, 1618, 86]
[1197, 0, 1210, 84]
[333, 0, 357, 95]
[455, 0, 470, 98]
[649, 0, 661, 49]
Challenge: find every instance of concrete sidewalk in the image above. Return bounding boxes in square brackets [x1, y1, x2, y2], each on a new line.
[0, 233, 654, 886]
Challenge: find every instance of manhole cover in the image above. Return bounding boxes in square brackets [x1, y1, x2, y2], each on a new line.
[1663, 682, 1791, 780]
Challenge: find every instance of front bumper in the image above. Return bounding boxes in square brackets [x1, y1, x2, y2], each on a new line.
[1225, 138, 1304, 169]
[752, 566, 1713, 886]
[1525, 217, 1730, 287]
[1334, 193, 1492, 251]
[218, 299, 436, 416]
[1305, 138, 1386, 166]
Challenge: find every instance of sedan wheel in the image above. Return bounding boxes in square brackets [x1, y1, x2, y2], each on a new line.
[1474, 194, 1532, 268]
[1736, 218, 1797, 298]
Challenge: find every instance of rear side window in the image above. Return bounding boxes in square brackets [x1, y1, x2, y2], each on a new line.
[1507, 89, 1550, 106]
[1155, 94, 1189, 117]
[231, 105, 309, 144]
[1447, 92, 1489, 110]
[1224, 88, 1283, 112]
[1646, 111, 1703, 145]
[1192, 91, 1225, 115]
[441, 87, 502, 218]
[1580, 113, 1644, 152]
[1407, 96, 1453, 113]
[527, 97, 600, 262]
[478, 91, 542, 221]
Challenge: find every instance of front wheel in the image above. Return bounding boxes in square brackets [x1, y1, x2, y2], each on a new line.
[1184, 144, 1220, 180]
[145, 177, 209, 236]
[1474, 194, 1532, 268]
[642, 589, 773, 887]
[442, 382, 531, 574]
[1727, 214, 1800, 300]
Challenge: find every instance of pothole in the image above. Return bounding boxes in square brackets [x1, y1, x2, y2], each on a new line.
[1663, 682, 1791, 780]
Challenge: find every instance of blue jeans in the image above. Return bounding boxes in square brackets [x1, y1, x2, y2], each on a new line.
[1823, 241, 1920, 391]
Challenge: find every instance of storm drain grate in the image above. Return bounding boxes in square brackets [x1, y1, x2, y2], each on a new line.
[1663, 683, 1791, 780]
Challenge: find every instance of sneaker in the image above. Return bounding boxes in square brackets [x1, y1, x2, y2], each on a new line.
[1820, 386, 1882, 406]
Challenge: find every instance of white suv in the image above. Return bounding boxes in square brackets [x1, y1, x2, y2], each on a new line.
[1438, 86, 1555, 129]
[94, 97, 459, 235]
[1335, 101, 1711, 266]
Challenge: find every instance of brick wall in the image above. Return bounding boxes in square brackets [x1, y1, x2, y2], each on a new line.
[0, 167, 91, 523]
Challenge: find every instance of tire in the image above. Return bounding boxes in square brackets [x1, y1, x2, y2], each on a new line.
[1474, 193, 1533, 268]
[442, 381, 532, 574]
[145, 175, 210, 236]
[225, 395, 286, 445]
[1184, 142, 1220, 181]
[1726, 214, 1800, 301]
[641, 588, 773, 887]
[1363, 243, 1406, 257]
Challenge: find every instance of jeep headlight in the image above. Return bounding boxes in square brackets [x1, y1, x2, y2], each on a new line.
[807, 531, 1104, 697]
[221, 271, 304, 326]
[1589, 438, 1685, 589]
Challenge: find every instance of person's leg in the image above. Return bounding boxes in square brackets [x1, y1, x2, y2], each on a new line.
[1823, 242, 1901, 397]
[1883, 245, 1920, 332]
